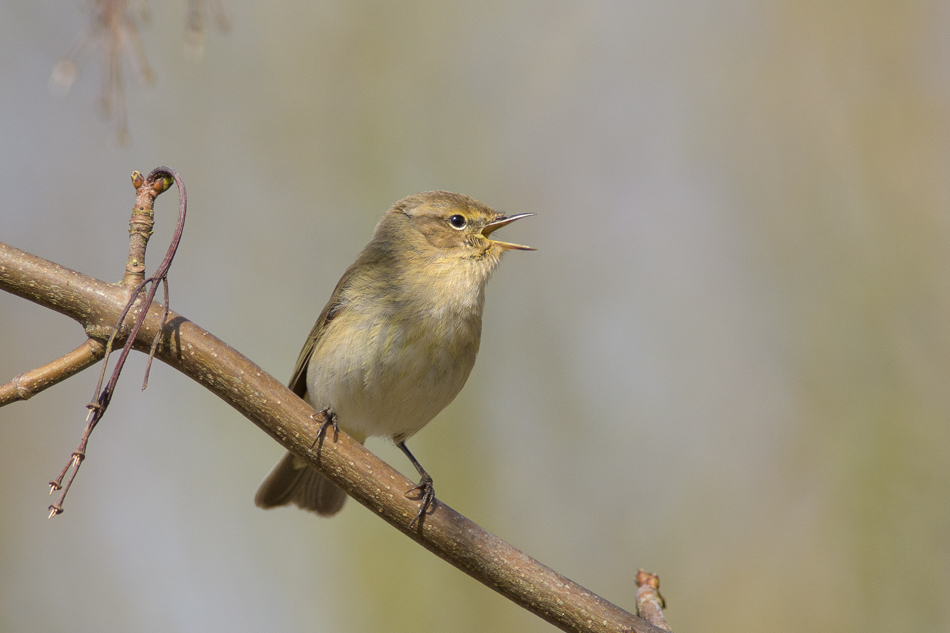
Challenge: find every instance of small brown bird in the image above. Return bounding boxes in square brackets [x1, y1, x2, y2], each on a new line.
[254, 191, 532, 526]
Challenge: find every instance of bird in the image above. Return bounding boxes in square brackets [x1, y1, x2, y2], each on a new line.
[254, 191, 532, 527]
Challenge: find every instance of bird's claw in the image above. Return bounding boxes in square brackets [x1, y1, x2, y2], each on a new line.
[310, 408, 338, 448]
[406, 474, 434, 529]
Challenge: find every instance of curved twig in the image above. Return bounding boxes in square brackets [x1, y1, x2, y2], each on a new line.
[47, 167, 185, 516]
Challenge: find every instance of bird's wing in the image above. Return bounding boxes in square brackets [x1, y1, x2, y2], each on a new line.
[286, 268, 354, 398]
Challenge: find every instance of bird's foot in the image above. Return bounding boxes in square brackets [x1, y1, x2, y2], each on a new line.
[405, 473, 434, 529]
[310, 408, 338, 449]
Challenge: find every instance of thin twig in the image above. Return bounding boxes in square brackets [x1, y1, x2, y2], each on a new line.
[48, 167, 186, 517]
[142, 276, 170, 390]
[0, 339, 106, 406]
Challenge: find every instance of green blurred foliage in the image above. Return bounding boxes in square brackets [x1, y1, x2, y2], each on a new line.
[1, 1, 948, 632]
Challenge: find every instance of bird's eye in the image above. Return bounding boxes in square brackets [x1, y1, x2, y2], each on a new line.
[448, 214, 467, 230]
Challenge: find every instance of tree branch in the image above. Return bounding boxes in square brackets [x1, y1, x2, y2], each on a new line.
[0, 338, 105, 406]
[0, 240, 665, 633]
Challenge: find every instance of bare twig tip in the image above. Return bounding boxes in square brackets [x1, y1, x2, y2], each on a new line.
[635, 569, 670, 631]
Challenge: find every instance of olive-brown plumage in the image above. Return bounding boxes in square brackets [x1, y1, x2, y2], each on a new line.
[255, 191, 532, 525]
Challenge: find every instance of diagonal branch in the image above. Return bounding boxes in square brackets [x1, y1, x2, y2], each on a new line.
[0, 241, 665, 633]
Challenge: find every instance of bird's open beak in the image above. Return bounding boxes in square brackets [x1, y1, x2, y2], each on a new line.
[483, 213, 535, 251]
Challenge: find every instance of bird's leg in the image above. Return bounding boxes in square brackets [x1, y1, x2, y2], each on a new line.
[310, 407, 338, 449]
[397, 440, 435, 529]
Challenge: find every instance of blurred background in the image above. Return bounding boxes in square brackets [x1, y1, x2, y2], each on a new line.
[2, 2, 949, 632]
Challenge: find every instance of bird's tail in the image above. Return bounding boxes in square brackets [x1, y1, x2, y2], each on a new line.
[254, 451, 347, 516]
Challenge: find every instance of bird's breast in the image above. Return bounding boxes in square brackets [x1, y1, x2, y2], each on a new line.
[306, 298, 481, 441]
